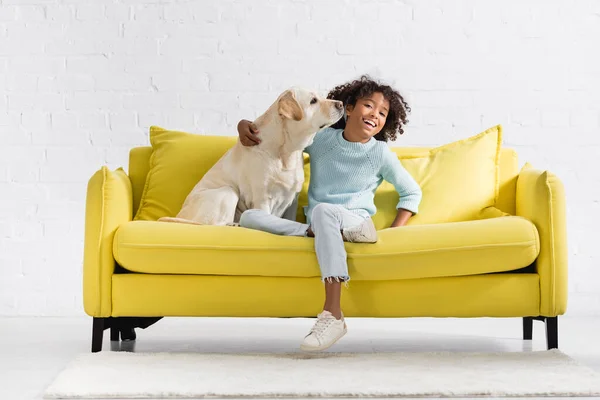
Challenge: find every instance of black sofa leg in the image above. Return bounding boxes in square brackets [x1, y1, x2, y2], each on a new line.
[523, 317, 533, 340]
[110, 324, 120, 341]
[545, 317, 558, 350]
[92, 318, 106, 353]
[92, 316, 163, 352]
[522, 316, 558, 350]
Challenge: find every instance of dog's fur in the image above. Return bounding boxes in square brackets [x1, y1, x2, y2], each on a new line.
[158, 88, 344, 226]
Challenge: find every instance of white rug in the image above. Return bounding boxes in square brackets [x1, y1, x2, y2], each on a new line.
[45, 350, 600, 399]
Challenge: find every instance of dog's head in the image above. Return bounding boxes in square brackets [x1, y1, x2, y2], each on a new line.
[277, 87, 344, 133]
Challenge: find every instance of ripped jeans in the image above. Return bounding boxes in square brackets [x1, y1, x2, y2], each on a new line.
[239, 203, 366, 284]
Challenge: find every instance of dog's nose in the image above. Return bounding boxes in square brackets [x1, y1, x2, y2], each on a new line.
[334, 101, 343, 110]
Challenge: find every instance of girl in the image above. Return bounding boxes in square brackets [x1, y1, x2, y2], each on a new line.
[237, 75, 422, 352]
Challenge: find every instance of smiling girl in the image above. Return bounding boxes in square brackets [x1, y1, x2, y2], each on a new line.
[237, 75, 422, 351]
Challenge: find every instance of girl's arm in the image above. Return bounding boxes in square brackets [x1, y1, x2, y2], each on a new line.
[380, 148, 422, 227]
[391, 208, 413, 227]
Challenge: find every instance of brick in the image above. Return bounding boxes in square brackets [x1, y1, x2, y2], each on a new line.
[509, 109, 541, 127]
[6, 22, 65, 40]
[221, 3, 278, 22]
[124, 56, 181, 73]
[105, 146, 134, 168]
[104, 5, 131, 21]
[8, 94, 64, 112]
[15, 5, 46, 21]
[182, 56, 241, 75]
[209, 72, 270, 92]
[159, 38, 218, 57]
[0, 183, 47, 203]
[90, 128, 148, 146]
[5, 74, 38, 91]
[163, 3, 219, 22]
[65, 92, 122, 111]
[122, 21, 170, 39]
[75, 4, 104, 21]
[179, 92, 236, 111]
[132, 4, 163, 21]
[0, 200, 37, 219]
[309, 0, 352, 21]
[42, 147, 105, 183]
[96, 39, 159, 56]
[45, 40, 98, 56]
[38, 74, 95, 92]
[108, 112, 137, 130]
[43, 182, 86, 203]
[64, 21, 120, 39]
[12, 221, 44, 240]
[51, 112, 78, 130]
[9, 56, 65, 74]
[46, 5, 74, 21]
[0, 6, 17, 21]
[151, 73, 209, 92]
[0, 165, 8, 182]
[78, 112, 108, 129]
[0, 111, 23, 128]
[66, 55, 126, 74]
[421, 108, 481, 128]
[541, 110, 570, 128]
[0, 39, 44, 56]
[20, 112, 51, 131]
[221, 37, 279, 57]
[239, 20, 295, 39]
[570, 110, 600, 128]
[7, 165, 40, 183]
[95, 73, 151, 91]
[31, 128, 90, 146]
[123, 92, 179, 111]
[278, 38, 336, 56]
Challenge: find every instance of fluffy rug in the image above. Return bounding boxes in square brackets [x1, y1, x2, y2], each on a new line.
[45, 350, 600, 399]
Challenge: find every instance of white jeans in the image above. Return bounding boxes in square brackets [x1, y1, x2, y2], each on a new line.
[239, 203, 366, 283]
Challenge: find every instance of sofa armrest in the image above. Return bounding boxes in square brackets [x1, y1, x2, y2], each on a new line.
[516, 163, 568, 316]
[83, 166, 132, 317]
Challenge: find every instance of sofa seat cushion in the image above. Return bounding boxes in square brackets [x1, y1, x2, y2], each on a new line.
[113, 216, 539, 281]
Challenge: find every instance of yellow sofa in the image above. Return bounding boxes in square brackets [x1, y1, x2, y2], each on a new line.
[83, 137, 568, 352]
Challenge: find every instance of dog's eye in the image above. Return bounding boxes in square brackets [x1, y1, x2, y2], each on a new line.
[310, 98, 318, 105]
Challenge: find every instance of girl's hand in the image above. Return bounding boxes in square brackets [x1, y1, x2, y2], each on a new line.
[237, 119, 261, 147]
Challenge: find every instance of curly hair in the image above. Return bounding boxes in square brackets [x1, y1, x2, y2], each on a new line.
[327, 75, 410, 142]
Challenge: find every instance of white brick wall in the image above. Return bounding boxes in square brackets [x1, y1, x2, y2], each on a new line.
[0, 0, 599, 316]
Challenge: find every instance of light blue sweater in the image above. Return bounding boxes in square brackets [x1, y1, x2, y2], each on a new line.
[303, 127, 422, 225]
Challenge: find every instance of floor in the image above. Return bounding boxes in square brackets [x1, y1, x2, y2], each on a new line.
[1, 316, 599, 400]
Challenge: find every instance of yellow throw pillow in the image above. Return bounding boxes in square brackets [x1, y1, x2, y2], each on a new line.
[134, 126, 237, 221]
[371, 125, 503, 228]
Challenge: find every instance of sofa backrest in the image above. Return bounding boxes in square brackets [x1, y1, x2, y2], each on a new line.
[129, 145, 518, 219]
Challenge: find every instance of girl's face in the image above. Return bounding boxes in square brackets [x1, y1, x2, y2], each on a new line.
[345, 92, 389, 142]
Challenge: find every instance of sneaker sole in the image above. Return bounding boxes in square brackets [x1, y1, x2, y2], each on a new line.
[299, 324, 347, 352]
[345, 220, 378, 243]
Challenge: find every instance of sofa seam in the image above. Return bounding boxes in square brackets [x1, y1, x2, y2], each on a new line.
[115, 239, 539, 256]
[97, 166, 107, 317]
[545, 173, 557, 316]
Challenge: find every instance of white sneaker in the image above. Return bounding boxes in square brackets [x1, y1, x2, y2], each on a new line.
[343, 218, 378, 243]
[300, 310, 347, 352]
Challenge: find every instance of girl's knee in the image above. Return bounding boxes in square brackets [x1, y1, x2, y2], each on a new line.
[312, 203, 338, 219]
[239, 209, 262, 228]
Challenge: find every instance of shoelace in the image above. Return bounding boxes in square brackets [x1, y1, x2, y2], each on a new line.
[310, 315, 335, 337]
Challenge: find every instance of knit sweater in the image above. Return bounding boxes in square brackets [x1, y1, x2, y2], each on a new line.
[303, 127, 422, 225]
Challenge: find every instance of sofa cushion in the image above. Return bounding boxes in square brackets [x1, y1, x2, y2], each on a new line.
[114, 216, 539, 281]
[134, 126, 237, 221]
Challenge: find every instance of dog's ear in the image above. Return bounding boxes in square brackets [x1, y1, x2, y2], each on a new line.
[278, 90, 303, 121]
